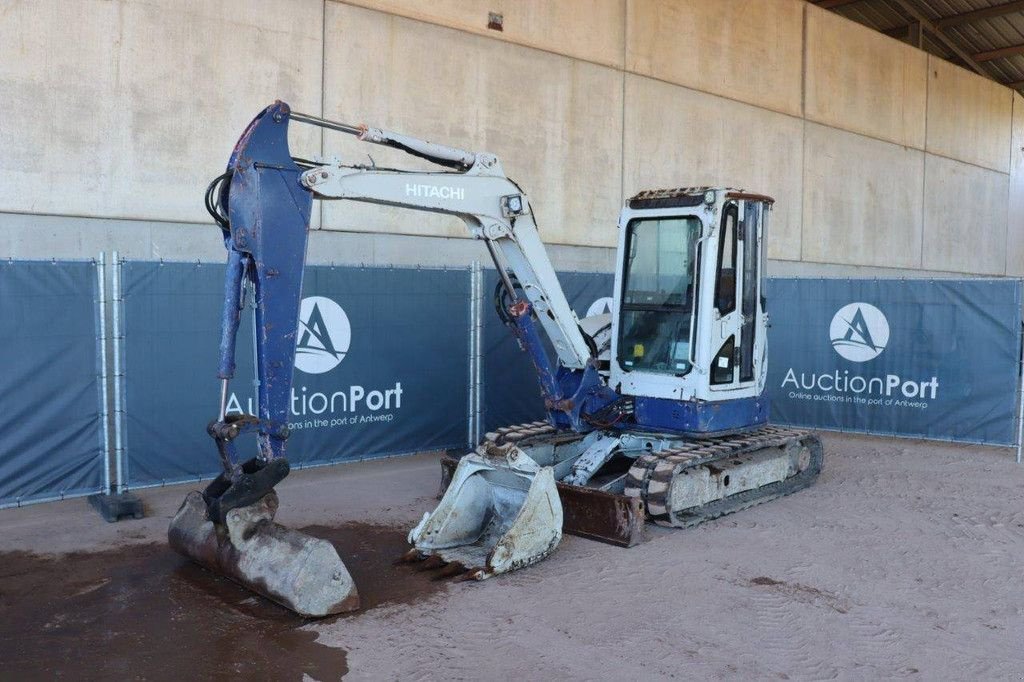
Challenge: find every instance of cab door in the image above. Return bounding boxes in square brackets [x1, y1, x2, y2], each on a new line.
[708, 199, 761, 393]
[736, 200, 764, 388]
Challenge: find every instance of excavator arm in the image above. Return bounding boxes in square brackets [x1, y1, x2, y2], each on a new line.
[170, 101, 617, 613]
[169, 103, 361, 618]
[205, 103, 618, 502]
[293, 112, 618, 432]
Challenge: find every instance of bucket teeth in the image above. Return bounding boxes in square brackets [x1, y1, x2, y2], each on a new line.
[434, 561, 468, 580]
[458, 568, 487, 582]
[419, 555, 447, 571]
[396, 548, 424, 564]
[396, 552, 480, 581]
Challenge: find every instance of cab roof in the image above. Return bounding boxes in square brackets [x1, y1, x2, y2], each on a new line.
[628, 187, 774, 210]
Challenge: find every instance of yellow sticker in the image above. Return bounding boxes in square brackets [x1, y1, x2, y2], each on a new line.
[633, 343, 645, 358]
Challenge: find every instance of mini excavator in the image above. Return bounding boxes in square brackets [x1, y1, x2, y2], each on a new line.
[168, 102, 822, 616]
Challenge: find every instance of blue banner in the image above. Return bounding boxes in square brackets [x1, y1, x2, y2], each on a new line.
[0, 260, 104, 506]
[482, 269, 615, 432]
[118, 266, 1021, 491]
[121, 262, 469, 487]
[766, 278, 1022, 445]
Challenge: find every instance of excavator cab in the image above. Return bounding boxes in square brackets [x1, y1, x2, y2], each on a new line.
[611, 188, 772, 436]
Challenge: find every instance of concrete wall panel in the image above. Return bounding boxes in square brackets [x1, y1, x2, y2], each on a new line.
[322, 3, 623, 247]
[923, 154, 1008, 275]
[626, 0, 803, 117]
[805, 6, 927, 149]
[622, 75, 803, 260]
[0, 0, 323, 223]
[1008, 94, 1024, 276]
[337, 0, 625, 68]
[802, 123, 923, 269]
[926, 57, 1012, 173]
[0, 0, 1019, 279]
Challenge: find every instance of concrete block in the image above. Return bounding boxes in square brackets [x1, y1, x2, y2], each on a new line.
[927, 57, 1013, 172]
[622, 75, 803, 261]
[626, 0, 803, 117]
[322, 3, 623, 248]
[922, 154, 1008, 275]
[805, 5, 927, 149]
[0, 0, 323, 224]
[336, 0, 626, 68]
[1008, 93, 1024, 276]
[802, 123, 924, 269]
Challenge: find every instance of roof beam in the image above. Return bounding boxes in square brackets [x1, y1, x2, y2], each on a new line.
[887, 0, 991, 78]
[974, 43, 1024, 61]
[881, 22, 925, 50]
[880, 1, 1024, 51]
[936, 1, 1024, 29]
[813, 0, 864, 9]
[907, 21, 923, 49]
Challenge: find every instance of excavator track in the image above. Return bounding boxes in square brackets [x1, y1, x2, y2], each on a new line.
[442, 422, 822, 545]
[623, 426, 822, 528]
[485, 420, 558, 445]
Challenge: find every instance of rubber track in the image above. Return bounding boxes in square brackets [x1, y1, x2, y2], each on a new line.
[623, 426, 823, 528]
[484, 422, 823, 529]
[485, 421, 557, 446]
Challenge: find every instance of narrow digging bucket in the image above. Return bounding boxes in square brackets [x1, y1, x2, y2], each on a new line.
[168, 491, 359, 617]
[408, 454, 563, 577]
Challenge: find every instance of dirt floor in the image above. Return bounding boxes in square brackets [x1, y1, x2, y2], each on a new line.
[2, 433, 1023, 680]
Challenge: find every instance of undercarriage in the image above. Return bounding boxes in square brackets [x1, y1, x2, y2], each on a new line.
[411, 421, 823, 577]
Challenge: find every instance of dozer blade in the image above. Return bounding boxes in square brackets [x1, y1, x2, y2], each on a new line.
[408, 453, 562, 578]
[168, 491, 359, 617]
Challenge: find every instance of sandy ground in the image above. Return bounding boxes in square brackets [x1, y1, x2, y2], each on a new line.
[2, 432, 1024, 680]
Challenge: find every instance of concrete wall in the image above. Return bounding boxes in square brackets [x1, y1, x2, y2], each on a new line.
[0, 0, 1020, 277]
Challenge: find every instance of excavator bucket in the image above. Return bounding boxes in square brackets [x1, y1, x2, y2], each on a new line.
[407, 451, 562, 578]
[169, 491, 359, 617]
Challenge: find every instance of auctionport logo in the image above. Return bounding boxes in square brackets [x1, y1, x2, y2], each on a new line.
[829, 302, 889, 363]
[227, 294, 404, 425]
[586, 297, 613, 317]
[295, 296, 351, 374]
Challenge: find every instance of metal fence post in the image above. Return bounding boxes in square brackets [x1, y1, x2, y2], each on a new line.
[467, 264, 475, 448]
[95, 252, 112, 494]
[467, 262, 484, 448]
[1017, 320, 1024, 464]
[111, 251, 126, 492]
[475, 261, 487, 446]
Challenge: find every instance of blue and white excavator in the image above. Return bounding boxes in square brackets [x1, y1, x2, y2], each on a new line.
[168, 102, 823, 617]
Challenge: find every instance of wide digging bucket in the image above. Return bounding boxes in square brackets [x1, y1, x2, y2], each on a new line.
[407, 453, 563, 578]
[168, 491, 359, 617]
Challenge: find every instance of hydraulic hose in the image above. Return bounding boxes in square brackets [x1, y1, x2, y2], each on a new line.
[205, 171, 233, 229]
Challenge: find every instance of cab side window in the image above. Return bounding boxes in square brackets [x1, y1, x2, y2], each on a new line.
[715, 203, 738, 314]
